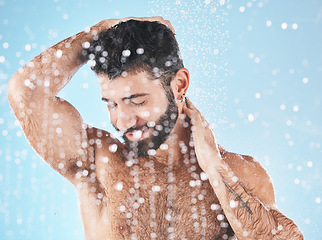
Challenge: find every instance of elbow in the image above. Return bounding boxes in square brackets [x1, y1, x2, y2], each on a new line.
[7, 74, 20, 105]
[267, 208, 304, 240]
[293, 227, 304, 240]
[7, 72, 27, 110]
[7, 74, 18, 104]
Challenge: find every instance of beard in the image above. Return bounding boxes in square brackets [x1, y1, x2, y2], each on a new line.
[113, 92, 179, 158]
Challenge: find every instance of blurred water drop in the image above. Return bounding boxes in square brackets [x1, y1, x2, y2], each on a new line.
[280, 104, 286, 111]
[281, 22, 288, 30]
[63, 14, 69, 20]
[302, 77, 309, 84]
[292, 23, 298, 30]
[248, 114, 255, 122]
[266, 20, 272, 27]
[293, 105, 299, 112]
[2, 42, 9, 49]
[25, 44, 31, 52]
[258, 2, 264, 7]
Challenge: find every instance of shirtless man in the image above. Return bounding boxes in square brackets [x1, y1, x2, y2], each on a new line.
[8, 17, 303, 239]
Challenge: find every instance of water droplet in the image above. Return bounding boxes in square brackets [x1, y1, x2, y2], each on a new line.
[109, 144, 118, 152]
[281, 22, 288, 30]
[25, 44, 31, 52]
[115, 182, 123, 191]
[292, 23, 298, 30]
[239, 6, 245, 13]
[55, 49, 63, 58]
[293, 105, 299, 112]
[255, 93, 261, 99]
[266, 20, 272, 27]
[302, 77, 309, 84]
[2, 42, 9, 49]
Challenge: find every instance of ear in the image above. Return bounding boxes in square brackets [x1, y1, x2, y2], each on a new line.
[170, 68, 190, 103]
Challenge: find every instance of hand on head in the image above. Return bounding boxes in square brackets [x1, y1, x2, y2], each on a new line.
[93, 16, 175, 35]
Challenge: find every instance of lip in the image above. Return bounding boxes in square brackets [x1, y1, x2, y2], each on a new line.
[125, 128, 150, 142]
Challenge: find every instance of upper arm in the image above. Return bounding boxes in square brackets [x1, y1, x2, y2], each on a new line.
[8, 78, 92, 183]
[221, 151, 276, 208]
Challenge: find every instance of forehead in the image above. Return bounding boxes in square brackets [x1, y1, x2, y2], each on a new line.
[99, 71, 164, 98]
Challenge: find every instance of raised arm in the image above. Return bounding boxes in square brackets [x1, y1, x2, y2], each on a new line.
[183, 98, 303, 240]
[7, 19, 120, 184]
[7, 16, 174, 184]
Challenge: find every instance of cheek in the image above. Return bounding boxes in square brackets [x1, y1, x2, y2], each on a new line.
[138, 110, 150, 118]
[139, 104, 167, 122]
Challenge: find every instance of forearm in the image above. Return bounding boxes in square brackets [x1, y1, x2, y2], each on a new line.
[8, 30, 97, 100]
[206, 160, 303, 240]
[8, 16, 171, 101]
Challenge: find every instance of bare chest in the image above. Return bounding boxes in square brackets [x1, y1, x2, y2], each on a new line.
[80, 158, 233, 239]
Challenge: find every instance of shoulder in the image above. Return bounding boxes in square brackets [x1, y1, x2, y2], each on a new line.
[85, 126, 125, 153]
[66, 126, 125, 185]
[219, 146, 276, 208]
[85, 125, 125, 167]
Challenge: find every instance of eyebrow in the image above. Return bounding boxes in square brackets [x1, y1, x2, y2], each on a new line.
[101, 93, 149, 103]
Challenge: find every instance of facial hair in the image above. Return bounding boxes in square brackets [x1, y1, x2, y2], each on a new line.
[114, 92, 179, 158]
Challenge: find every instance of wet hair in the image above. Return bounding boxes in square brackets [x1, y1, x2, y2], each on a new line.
[83, 20, 184, 87]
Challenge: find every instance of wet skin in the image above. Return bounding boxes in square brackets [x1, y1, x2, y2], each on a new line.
[78, 127, 235, 239]
[74, 71, 235, 239]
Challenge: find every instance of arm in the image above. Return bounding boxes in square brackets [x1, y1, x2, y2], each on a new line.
[7, 19, 120, 184]
[7, 16, 174, 184]
[183, 98, 303, 240]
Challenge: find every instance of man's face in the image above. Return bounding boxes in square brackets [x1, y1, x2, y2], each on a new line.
[99, 71, 179, 158]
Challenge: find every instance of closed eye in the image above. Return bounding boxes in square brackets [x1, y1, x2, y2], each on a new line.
[102, 98, 117, 110]
[107, 102, 117, 110]
[131, 100, 146, 106]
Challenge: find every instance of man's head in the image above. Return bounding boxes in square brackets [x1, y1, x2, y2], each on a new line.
[85, 20, 189, 157]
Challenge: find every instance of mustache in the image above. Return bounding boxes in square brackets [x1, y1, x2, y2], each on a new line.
[115, 125, 150, 136]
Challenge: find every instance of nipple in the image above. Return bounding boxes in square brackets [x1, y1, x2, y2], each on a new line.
[119, 222, 127, 234]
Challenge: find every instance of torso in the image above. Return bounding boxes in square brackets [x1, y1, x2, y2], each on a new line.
[76, 132, 234, 240]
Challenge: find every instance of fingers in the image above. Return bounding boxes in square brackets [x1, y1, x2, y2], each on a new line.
[114, 16, 175, 33]
[163, 19, 175, 33]
[182, 97, 200, 124]
[182, 98, 210, 129]
[136, 16, 175, 33]
[182, 97, 192, 118]
[184, 97, 195, 110]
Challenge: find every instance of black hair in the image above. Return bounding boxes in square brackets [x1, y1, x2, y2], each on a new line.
[83, 20, 184, 87]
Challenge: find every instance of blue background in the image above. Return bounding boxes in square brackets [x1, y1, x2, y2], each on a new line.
[0, 0, 321, 239]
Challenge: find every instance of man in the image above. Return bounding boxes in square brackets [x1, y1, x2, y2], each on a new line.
[8, 17, 303, 239]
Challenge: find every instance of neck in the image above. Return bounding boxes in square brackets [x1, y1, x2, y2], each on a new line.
[154, 114, 192, 166]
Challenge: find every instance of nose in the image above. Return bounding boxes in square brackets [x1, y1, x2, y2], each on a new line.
[116, 108, 137, 132]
